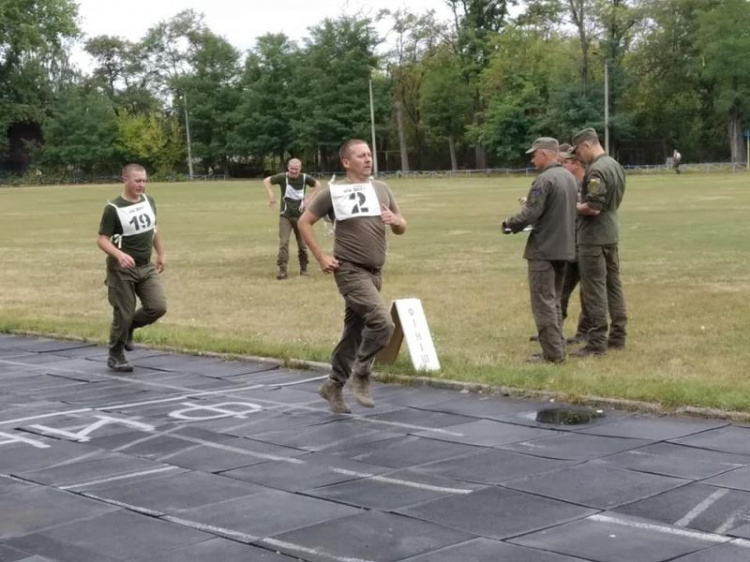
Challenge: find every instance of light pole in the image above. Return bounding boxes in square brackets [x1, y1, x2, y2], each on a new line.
[604, 59, 610, 155]
[369, 78, 378, 177]
[182, 91, 194, 179]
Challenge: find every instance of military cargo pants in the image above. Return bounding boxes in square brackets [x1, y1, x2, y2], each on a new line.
[528, 259, 567, 362]
[106, 260, 167, 350]
[560, 260, 592, 338]
[578, 243, 627, 351]
[277, 215, 309, 271]
[330, 261, 395, 385]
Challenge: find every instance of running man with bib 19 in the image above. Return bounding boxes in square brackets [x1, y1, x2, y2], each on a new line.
[97, 164, 167, 372]
[299, 140, 407, 413]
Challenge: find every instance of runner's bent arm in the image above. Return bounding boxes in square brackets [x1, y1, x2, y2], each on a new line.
[299, 210, 339, 273]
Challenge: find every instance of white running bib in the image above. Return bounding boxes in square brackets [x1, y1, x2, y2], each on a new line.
[284, 173, 306, 201]
[330, 181, 380, 221]
[109, 196, 156, 238]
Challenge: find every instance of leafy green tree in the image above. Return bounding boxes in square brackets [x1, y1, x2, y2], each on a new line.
[696, 0, 750, 163]
[294, 16, 380, 169]
[447, 0, 513, 167]
[115, 112, 184, 174]
[0, 0, 79, 167]
[85, 35, 157, 115]
[419, 50, 473, 170]
[37, 86, 118, 174]
[229, 33, 301, 164]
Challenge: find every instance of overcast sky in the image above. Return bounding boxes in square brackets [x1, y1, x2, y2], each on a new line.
[73, 0, 456, 64]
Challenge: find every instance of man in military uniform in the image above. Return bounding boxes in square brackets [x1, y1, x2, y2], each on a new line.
[264, 158, 321, 279]
[569, 128, 627, 357]
[97, 164, 167, 372]
[299, 140, 406, 413]
[503, 138, 578, 363]
[559, 148, 592, 345]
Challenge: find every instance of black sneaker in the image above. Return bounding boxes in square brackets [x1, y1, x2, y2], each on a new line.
[107, 351, 133, 372]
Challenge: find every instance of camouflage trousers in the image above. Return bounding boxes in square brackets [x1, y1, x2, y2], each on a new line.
[528, 259, 567, 362]
[330, 261, 395, 385]
[578, 243, 628, 351]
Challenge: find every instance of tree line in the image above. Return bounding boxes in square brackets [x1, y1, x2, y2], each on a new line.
[1, 0, 749, 179]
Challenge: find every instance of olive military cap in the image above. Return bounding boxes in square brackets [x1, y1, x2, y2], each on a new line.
[570, 128, 599, 151]
[525, 137, 559, 154]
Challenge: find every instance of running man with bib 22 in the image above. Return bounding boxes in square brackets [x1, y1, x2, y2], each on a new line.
[299, 140, 407, 413]
[97, 164, 167, 372]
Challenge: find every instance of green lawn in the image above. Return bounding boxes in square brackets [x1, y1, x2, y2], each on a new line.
[2, 173, 750, 412]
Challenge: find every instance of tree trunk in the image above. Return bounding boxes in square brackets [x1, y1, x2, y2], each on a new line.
[448, 134, 458, 172]
[473, 109, 487, 169]
[395, 100, 410, 172]
[728, 105, 744, 164]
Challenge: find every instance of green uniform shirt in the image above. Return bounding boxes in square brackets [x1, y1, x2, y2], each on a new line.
[579, 154, 626, 246]
[269, 172, 317, 218]
[506, 163, 578, 261]
[98, 195, 157, 264]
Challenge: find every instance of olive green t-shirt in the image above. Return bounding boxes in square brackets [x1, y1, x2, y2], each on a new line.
[307, 179, 399, 269]
[579, 154, 626, 245]
[98, 195, 157, 264]
[269, 172, 317, 218]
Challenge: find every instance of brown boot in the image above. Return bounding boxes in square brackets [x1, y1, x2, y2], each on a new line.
[349, 375, 374, 408]
[319, 379, 351, 414]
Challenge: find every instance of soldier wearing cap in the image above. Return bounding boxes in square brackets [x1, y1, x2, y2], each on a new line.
[502, 137, 578, 363]
[559, 148, 592, 345]
[568, 128, 627, 357]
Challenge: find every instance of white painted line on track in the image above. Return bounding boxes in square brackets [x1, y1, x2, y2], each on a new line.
[0, 408, 93, 426]
[715, 507, 750, 534]
[330, 468, 474, 494]
[261, 537, 375, 562]
[162, 515, 260, 542]
[674, 488, 729, 527]
[112, 424, 186, 453]
[589, 514, 744, 546]
[82, 492, 165, 517]
[60, 466, 179, 490]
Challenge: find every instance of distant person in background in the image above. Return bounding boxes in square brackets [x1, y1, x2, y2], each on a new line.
[559, 148, 592, 345]
[672, 149, 682, 174]
[299, 139, 406, 413]
[569, 128, 628, 357]
[264, 159, 321, 279]
[503, 137, 578, 363]
[97, 164, 167, 372]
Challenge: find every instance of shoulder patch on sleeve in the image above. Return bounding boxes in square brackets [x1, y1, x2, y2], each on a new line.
[588, 177, 601, 194]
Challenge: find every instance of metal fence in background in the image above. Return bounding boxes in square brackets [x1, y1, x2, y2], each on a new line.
[2, 163, 748, 187]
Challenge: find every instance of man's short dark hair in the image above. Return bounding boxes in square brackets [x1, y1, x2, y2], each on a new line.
[339, 139, 369, 161]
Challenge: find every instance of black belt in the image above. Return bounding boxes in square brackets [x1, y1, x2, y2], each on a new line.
[134, 258, 151, 267]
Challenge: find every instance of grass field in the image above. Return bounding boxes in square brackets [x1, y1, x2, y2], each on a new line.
[2, 173, 750, 413]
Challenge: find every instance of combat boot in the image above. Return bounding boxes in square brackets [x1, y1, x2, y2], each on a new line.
[276, 267, 288, 280]
[349, 375, 374, 408]
[107, 345, 133, 373]
[124, 326, 135, 351]
[319, 379, 351, 414]
[300, 266, 309, 276]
